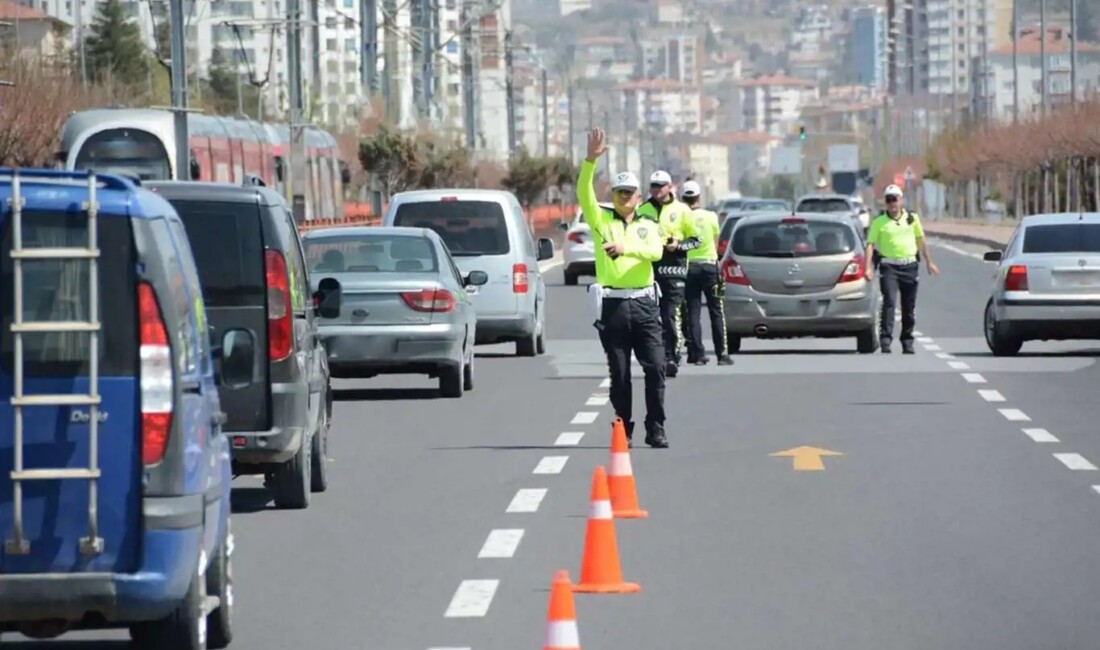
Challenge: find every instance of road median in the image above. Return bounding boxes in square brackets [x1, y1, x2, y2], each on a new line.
[922, 217, 1015, 248]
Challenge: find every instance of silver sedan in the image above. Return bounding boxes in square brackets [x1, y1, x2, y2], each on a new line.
[304, 226, 488, 398]
[983, 212, 1100, 356]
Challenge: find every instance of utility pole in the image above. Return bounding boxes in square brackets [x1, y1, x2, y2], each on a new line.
[287, 0, 304, 212]
[168, 0, 190, 180]
[421, 0, 438, 121]
[382, 0, 397, 122]
[361, 0, 378, 93]
[505, 30, 516, 158]
[460, 0, 476, 149]
[309, 0, 320, 104]
[541, 67, 549, 157]
[1070, 0, 1078, 104]
[1040, 0, 1048, 116]
[566, 81, 574, 164]
[1012, 0, 1019, 122]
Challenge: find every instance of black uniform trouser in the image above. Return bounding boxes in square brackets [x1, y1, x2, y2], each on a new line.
[878, 261, 919, 344]
[686, 262, 727, 359]
[656, 276, 686, 364]
[598, 295, 666, 429]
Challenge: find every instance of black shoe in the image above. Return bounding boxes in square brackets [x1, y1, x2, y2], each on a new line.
[901, 342, 915, 354]
[665, 360, 679, 378]
[644, 423, 669, 448]
[716, 355, 734, 366]
[880, 338, 892, 353]
[624, 420, 635, 448]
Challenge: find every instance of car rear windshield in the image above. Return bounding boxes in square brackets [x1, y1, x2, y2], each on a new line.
[169, 200, 266, 307]
[744, 200, 789, 211]
[1022, 223, 1100, 253]
[304, 234, 439, 273]
[393, 200, 510, 256]
[1, 211, 137, 377]
[732, 219, 857, 258]
[797, 198, 852, 213]
[719, 216, 742, 239]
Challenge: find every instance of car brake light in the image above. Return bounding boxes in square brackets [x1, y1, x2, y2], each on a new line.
[1004, 265, 1028, 291]
[401, 288, 456, 312]
[781, 217, 807, 224]
[567, 231, 585, 244]
[837, 254, 866, 283]
[440, 196, 458, 202]
[717, 240, 728, 257]
[265, 249, 293, 362]
[512, 263, 529, 293]
[721, 258, 750, 285]
[138, 282, 173, 466]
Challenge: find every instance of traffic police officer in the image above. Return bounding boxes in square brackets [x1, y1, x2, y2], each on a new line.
[680, 181, 733, 366]
[864, 184, 939, 354]
[578, 128, 669, 449]
[637, 170, 700, 378]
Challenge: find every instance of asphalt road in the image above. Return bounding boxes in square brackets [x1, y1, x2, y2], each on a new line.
[11, 241, 1100, 649]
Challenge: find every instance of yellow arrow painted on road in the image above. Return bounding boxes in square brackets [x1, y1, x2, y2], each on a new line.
[769, 446, 843, 471]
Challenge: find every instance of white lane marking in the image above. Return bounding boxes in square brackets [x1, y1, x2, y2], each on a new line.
[444, 580, 499, 618]
[1024, 428, 1060, 443]
[924, 343, 943, 351]
[533, 456, 569, 474]
[585, 394, 609, 406]
[999, 408, 1031, 421]
[978, 389, 1006, 402]
[916, 336, 934, 343]
[506, 488, 547, 513]
[948, 361, 971, 370]
[571, 411, 599, 424]
[1092, 486, 1100, 496]
[554, 431, 585, 446]
[599, 378, 611, 388]
[961, 373, 987, 383]
[478, 529, 525, 558]
[913, 330, 923, 336]
[1054, 453, 1099, 471]
[935, 352, 955, 359]
[934, 241, 984, 260]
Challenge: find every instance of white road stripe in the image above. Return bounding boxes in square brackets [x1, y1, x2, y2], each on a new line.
[935, 242, 984, 260]
[554, 431, 585, 446]
[999, 408, 1031, 421]
[1054, 453, 1099, 471]
[444, 580, 499, 618]
[947, 361, 971, 370]
[533, 456, 569, 474]
[599, 378, 611, 388]
[571, 411, 598, 424]
[913, 330, 923, 336]
[585, 394, 609, 406]
[478, 529, 525, 558]
[978, 389, 1006, 402]
[961, 373, 987, 383]
[1023, 428, 1060, 443]
[1091, 486, 1100, 496]
[506, 488, 547, 513]
[935, 352, 955, 359]
[916, 336, 934, 343]
[924, 343, 943, 351]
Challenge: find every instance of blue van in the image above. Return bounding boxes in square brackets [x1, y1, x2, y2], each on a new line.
[0, 169, 249, 648]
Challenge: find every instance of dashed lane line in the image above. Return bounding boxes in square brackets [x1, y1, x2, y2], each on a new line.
[599, 377, 611, 388]
[923, 343, 943, 351]
[978, 389, 1007, 402]
[506, 488, 548, 513]
[947, 361, 971, 370]
[533, 456, 569, 474]
[444, 580, 500, 618]
[1054, 453, 1099, 471]
[554, 431, 585, 446]
[478, 529, 525, 559]
[916, 336, 935, 343]
[585, 394, 610, 406]
[935, 352, 955, 359]
[1024, 428, 1060, 443]
[961, 373, 987, 384]
[571, 411, 599, 425]
[999, 408, 1032, 422]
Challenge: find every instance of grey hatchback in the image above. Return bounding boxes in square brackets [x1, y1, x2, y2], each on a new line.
[721, 212, 880, 353]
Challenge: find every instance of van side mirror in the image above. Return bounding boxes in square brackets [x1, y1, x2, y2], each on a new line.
[464, 270, 489, 286]
[219, 328, 256, 388]
[983, 250, 1003, 262]
[313, 277, 342, 318]
[537, 237, 555, 261]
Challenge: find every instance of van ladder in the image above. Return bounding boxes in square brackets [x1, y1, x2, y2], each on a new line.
[5, 169, 104, 557]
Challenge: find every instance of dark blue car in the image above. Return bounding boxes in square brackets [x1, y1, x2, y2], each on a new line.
[0, 169, 252, 648]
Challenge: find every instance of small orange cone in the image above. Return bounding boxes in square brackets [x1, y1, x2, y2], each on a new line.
[573, 465, 641, 594]
[543, 570, 581, 650]
[609, 418, 648, 519]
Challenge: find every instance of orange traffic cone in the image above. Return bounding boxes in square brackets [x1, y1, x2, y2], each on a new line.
[573, 465, 641, 594]
[609, 418, 648, 519]
[543, 570, 581, 650]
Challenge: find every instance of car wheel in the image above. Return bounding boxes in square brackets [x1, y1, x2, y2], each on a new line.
[273, 436, 311, 510]
[130, 556, 206, 649]
[985, 298, 1022, 357]
[463, 351, 475, 391]
[309, 420, 328, 493]
[205, 523, 234, 649]
[535, 315, 546, 355]
[516, 321, 538, 357]
[440, 364, 464, 398]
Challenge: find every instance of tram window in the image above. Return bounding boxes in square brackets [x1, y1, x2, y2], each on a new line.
[73, 128, 171, 181]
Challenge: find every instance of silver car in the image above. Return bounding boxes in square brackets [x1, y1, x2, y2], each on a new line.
[721, 212, 880, 353]
[558, 202, 613, 286]
[796, 193, 869, 234]
[303, 226, 487, 398]
[982, 212, 1100, 356]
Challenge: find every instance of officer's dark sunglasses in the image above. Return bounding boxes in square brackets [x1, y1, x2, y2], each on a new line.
[650, 183, 668, 190]
[885, 195, 899, 203]
[614, 188, 635, 198]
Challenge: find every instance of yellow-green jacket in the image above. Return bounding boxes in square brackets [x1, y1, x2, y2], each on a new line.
[636, 196, 701, 279]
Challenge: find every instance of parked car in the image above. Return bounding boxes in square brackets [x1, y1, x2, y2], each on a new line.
[303, 226, 486, 397]
[382, 189, 554, 356]
[147, 179, 331, 509]
[720, 212, 879, 353]
[982, 212, 1100, 356]
[795, 193, 868, 234]
[0, 168, 243, 647]
[717, 196, 761, 220]
[558, 202, 613, 286]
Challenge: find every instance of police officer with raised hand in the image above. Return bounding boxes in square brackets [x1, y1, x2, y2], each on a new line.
[578, 128, 670, 449]
[864, 184, 939, 354]
[680, 181, 733, 366]
[638, 170, 701, 378]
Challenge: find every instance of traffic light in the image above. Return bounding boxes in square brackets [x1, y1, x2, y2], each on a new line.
[799, 125, 806, 141]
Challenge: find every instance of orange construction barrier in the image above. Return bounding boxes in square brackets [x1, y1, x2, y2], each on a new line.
[543, 570, 582, 650]
[608, 418, 648, 519]
[573, 465, 641, 594]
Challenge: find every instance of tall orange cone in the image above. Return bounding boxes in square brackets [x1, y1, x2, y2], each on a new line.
[608, 418, 648, 519]
[573, 465, 641, 594]
[544, 570, 581, 650]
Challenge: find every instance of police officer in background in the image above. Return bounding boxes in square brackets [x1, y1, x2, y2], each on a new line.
[864, 184, 939, 354]
[680, 181, 733, 366]
[638, 170, 700, 378]
[577, 128, 670, 449]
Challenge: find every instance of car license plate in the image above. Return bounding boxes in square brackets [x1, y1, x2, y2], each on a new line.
[767, 301, 816, 317]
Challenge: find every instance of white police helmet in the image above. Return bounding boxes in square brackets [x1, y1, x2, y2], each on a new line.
[611, 171, 640, 191]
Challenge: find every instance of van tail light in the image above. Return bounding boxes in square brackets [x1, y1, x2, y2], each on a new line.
[265, 249, 293, 362]
[721, 258, 750, 285]
[512, 263, 529, 293]
[1004, 264, 1028, 291]
[401, 288, 456, 313]
[837, 254, 866, 283]
[567, 231, 585, 244]
[138, 282, 173, 466]
[717, 240, 729, 257]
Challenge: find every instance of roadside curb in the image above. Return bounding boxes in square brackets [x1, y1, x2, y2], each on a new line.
[924, 230, 1007, 249]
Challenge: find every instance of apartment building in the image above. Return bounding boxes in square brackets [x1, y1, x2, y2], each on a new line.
[847, 5, 887, 90]
[739, 74, 818, 137]
[619, 78, 703, 135]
